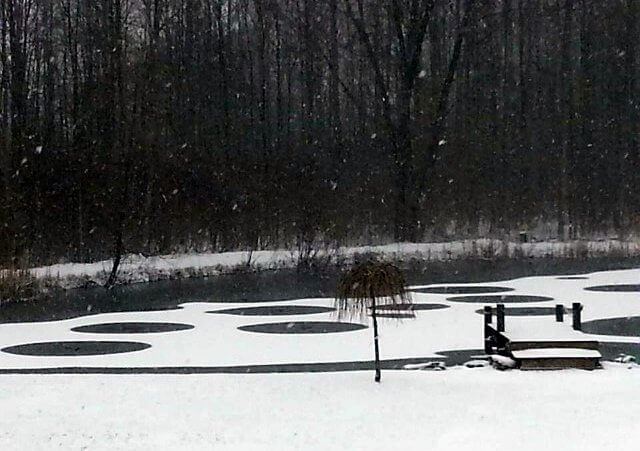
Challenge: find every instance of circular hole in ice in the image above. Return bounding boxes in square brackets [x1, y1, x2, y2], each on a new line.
[447, 295, 554, 304]
[71, 322, 194, 334]
[237, 321, 367, 334]
[209, 306, 335, 316]
[474, 306, 570, 316]
[412, 286, 514, 295]
[1, 341, 151, 356]
[584, 284, 640, 292]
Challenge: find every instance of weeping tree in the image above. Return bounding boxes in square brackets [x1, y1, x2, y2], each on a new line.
[336, 261, 411, 382]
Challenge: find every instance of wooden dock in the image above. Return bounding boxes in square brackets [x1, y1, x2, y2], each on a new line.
[484, 303, 602, 370]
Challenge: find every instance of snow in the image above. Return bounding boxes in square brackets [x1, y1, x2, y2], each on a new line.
[464, 359, 490, 368]
[2, 266, 640, 448]
[403, 361, 446, 370]
[494, 317, 596, 342]
[2, 368, 640, 450]
[511, 348, 602, 359]
[488, 354, 517, 368]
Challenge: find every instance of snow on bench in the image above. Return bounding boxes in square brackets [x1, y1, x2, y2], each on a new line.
[511, 348, 602, 359]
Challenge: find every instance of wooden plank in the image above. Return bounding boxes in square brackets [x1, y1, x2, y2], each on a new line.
[520, 357, 600, 370]
[509, 340, 599, 351]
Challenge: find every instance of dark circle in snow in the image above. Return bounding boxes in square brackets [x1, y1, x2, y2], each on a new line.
[412, 286, 514, 295]
[208, 305, 335, 316]
[446, 295, 554, 304]
[371, 312, 416, 319]
[71, 322, 194, 334]
[584, 284, 640, 292]
[582, 317, 640, 337]
[556, 276, 589, 280]
[374, 303, 450, 312]
[435, 349, 487, 367]
[474, 307, 570, 316]
[237, 321, 367, 334]
[1, 341, 151, 356]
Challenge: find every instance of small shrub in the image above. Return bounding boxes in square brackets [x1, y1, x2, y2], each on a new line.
[0, 268, 38, 304]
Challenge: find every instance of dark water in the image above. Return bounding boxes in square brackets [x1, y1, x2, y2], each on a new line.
[412, 286, 513, 294]
[2, 341, 151, 356]
[584, 284, 640, 292]
[209, 305, 335, 316]
[0, 356, 447, 374]
[237, 321, 367, 334]
[2, 256, 639, 324]
[71, 322, 194, 334]
[435, 349, 487, 366]
[447, 295, 554, 304]
[375, 303, 450, 311]
[582, 317, 640, 337]
[474, 307, 569, 316]
[599, 342, 640, 361]
[373, 312, 416, 319]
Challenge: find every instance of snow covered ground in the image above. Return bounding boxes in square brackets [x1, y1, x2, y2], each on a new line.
[1, 267, 639, 449]
[2, 368, 639, 451]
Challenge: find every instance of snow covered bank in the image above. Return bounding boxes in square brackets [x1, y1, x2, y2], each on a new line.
[29, 238, 640, 290]
[1, 368, 639, 450]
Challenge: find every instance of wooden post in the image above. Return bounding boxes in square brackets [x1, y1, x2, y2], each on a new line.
[555, 304, 564, 322]
[484, 306, 493, 353]
[572, 302, 582, 330]
[497, 304, 505, 332]
[484, 306, 493, 324]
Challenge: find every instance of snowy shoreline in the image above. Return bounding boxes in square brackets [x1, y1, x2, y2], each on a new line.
[30, 238, 640, 290]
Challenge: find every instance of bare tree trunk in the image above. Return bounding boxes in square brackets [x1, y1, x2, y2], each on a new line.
[557, 0, 573, 240]
[371, 296, 381, 382]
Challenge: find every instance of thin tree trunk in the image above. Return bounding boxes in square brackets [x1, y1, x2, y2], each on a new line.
[371, 296, 381, 382]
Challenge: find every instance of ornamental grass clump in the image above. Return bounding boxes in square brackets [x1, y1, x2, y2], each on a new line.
[336, 261, 411, 382]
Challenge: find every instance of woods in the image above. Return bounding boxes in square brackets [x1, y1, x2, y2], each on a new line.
[0, 0, 639, 266]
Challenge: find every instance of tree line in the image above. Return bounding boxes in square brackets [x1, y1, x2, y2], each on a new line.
[0, 0, 638, 267]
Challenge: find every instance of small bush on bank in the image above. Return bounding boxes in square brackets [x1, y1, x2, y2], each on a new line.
[0, 268, 38, 304]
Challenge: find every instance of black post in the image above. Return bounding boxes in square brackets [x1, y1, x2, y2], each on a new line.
[484, 306, 493, 353]
[497, 304, 505, 332]
[555, 304, 564, 322]
[484, 306, 493, 324]
[572, 302, 582, 330]
[372, 298, 381, 382]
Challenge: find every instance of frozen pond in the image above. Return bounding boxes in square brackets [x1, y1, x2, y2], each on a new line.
[3, 256, 637, 324]
[0, 260, 639, 372]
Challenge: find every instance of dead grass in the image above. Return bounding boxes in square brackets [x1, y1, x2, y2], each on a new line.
[0, 267, 38, 304]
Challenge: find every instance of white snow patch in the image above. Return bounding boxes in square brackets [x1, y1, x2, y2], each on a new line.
[512, 348, 602, 359]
